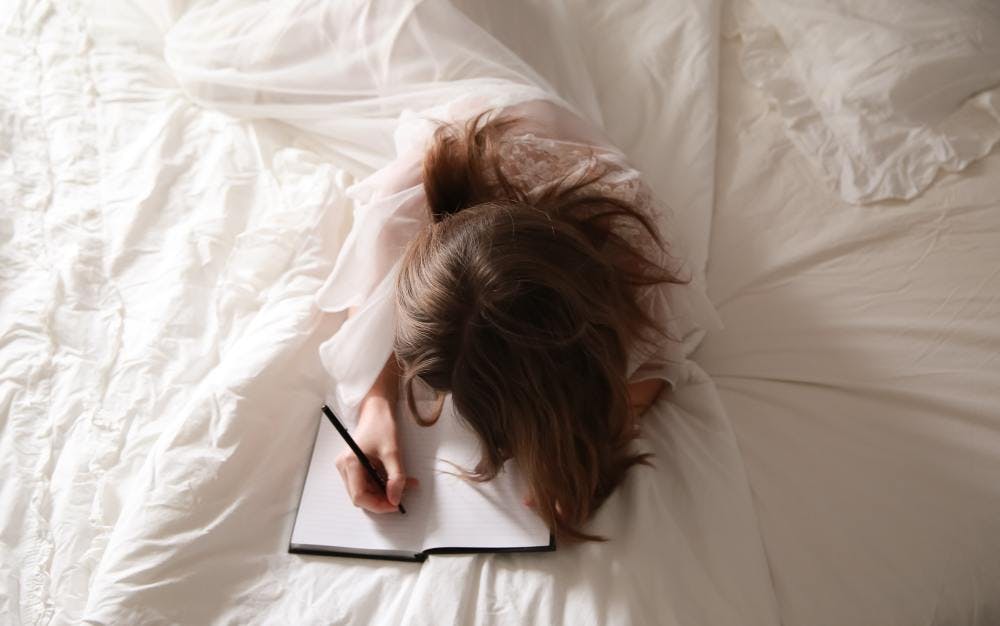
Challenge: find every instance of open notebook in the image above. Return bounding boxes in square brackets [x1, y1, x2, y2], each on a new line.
[289, 397, 554, 562]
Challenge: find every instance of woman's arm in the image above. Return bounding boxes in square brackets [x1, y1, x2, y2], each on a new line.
[333, 314, 416, 513]
[361, 350, 400, 408]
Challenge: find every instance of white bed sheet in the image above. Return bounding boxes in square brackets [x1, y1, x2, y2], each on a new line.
[696, 34, 1000, 626]
[1, 1, 781, 625]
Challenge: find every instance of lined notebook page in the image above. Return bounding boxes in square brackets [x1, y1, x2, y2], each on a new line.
[290, 397, 550, 555]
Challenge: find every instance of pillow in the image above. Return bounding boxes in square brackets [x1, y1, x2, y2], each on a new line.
[732, 0, 1000, 203]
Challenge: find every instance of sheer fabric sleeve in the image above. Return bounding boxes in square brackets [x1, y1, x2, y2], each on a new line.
[314, 151, 426, 418]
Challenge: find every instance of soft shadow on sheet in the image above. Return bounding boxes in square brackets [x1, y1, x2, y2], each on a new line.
[694, 37, 1000, 626]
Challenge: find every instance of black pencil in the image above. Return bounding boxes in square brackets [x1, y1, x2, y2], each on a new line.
[322, 405, 406, 514]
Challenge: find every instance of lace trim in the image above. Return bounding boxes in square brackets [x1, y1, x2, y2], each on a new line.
[499, 133, 673, 268]
[500, 132, 641, 200]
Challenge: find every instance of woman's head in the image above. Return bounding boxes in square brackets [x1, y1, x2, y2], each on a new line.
[393, 110, 683, 541]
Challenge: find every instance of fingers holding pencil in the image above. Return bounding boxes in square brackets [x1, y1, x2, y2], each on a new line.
[326, 401, 419, 514]
[335, 450, 419, 514]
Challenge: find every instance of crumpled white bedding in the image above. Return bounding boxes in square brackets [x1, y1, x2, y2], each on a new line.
[1, 1, 781, 625]
[4, 0, 999, 624]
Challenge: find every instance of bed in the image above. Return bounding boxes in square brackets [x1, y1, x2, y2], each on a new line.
[2, 1, 998, 625]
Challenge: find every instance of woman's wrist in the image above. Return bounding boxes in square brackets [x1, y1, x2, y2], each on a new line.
[359, 356, 400, 419]
[359, 393, 393, 418]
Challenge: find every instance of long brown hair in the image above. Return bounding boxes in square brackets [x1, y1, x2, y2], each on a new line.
[394, 109, 685, 541]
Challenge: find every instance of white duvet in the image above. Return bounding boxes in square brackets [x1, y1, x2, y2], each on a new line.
[3, 1, 999, 625]
[2, 1, 778, 624]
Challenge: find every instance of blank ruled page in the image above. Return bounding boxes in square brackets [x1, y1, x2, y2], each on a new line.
[415, 398, 551, 552]
[289, 414, 428, 554]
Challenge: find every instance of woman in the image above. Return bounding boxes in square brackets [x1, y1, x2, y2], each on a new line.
[322, 98, 696, 541]
[165, 0, 716, 542]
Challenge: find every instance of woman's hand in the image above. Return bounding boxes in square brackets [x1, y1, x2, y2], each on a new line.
[335, 395, 417, 513]
[334, 356, 417, 513]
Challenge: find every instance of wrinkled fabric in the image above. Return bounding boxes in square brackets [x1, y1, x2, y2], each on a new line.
[698, 35, 1000, 626]
[154, 0, 725, 419]
[3, 1, 783, 625]
[8, 1, 999, 625]
[731, 0, 1000, 204]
